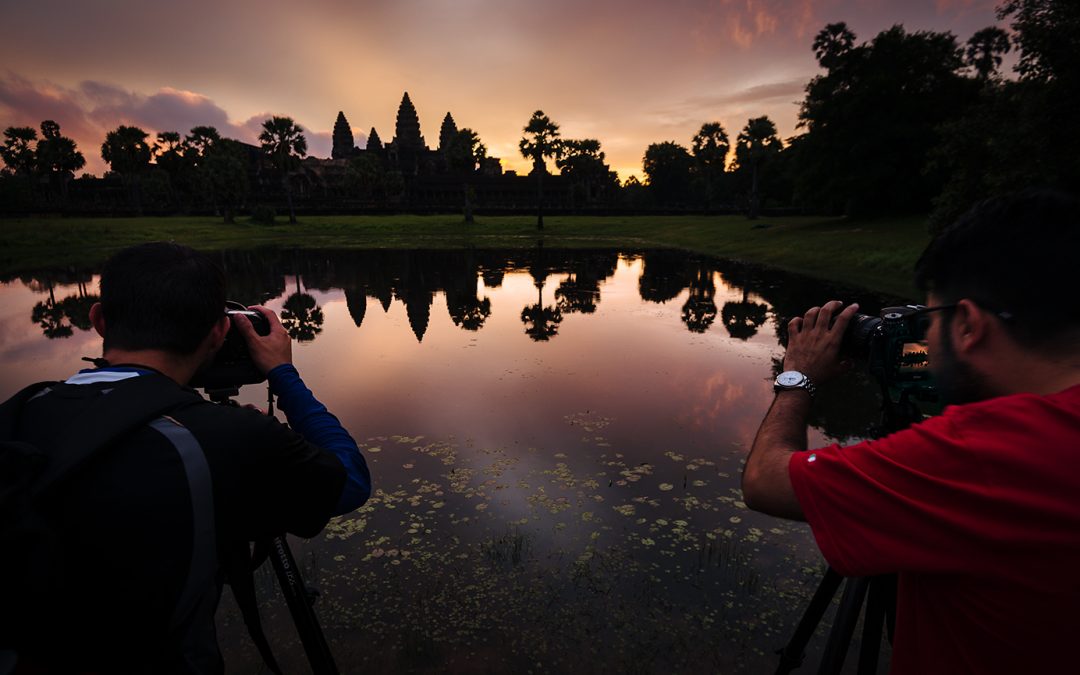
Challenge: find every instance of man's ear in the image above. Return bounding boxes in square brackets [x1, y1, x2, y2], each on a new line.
[89, 302, 106, 338]
[210, 315, 230, 349]
[951, 299, 990, 355]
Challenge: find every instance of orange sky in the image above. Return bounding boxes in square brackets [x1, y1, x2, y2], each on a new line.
[1, 0, 1003, 180]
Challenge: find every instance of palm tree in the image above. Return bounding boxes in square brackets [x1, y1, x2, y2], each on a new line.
[101, 125, 151, 214]
[519, 111, 563, 231]
[691, 122, 730, 213]
[259, 116, 307, 224]
[734, 117, 782, 220]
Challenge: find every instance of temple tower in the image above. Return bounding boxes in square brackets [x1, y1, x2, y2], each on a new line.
[393, 92, 426, 150]
[438, 112, 458, 152]
[367, 127, 383, 152]
[331, 111, 355, 159]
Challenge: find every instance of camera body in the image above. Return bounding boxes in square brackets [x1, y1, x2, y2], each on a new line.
[844, 305, 941, 425]
[189, 307, 270, 392]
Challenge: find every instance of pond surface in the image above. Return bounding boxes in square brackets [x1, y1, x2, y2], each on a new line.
[0, 246, 907, 673]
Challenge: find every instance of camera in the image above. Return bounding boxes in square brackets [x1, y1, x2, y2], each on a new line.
[843, 305, 941, 427]
[189, 302, 270, 392]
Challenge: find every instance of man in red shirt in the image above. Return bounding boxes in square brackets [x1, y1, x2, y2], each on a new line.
[742, 189, 1080, 674]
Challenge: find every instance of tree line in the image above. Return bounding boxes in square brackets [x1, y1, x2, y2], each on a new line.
[1, 0, 1074, 226]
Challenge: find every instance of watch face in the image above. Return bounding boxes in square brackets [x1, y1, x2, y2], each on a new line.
[777, 371, 805, 387]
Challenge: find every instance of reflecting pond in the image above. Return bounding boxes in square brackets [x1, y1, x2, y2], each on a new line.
[0, 247, 908, 673]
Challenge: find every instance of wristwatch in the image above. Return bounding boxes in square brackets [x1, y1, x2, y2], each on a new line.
[774, 370, 816, 398]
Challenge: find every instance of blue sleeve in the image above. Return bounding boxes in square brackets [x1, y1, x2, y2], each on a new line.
[267, 363, 371, 515]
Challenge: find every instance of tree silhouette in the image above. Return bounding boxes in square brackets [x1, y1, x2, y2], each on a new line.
[812, 22, 856, 69]
[259, 116, 308, 224]
[101, 125, 151, 213]
[642, 141, 693, 207]
[965, 27, 1011, 81]
[680, 267, 717, 333]
[638, 250, 692, 304]
[521, 245, 562, 340]
[281, 291, 324, 342]
[280, 273, 323, 342]
[796, 24, 974, 216]
[734, 117, 782, 219]
[557, 138, 617, 208]
[36, 121, 85, 202]
[691, 122, 730, 212]
[204, 139, 250, 224]
[521, 297, 562, 341]
[519, 110, 563, 231]
[445, 127, 486, 224]
[184, 126, 221, 162]
[32, 298, 72, 339]
[448, 291, 491, 331]
[1, 126, 38, 176]
[721, 289, 769, 340]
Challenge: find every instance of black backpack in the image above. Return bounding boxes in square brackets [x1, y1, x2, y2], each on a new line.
[0, 376, 204, 660]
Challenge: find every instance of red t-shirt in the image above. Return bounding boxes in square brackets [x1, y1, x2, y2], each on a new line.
[789, 384, 1080, 674]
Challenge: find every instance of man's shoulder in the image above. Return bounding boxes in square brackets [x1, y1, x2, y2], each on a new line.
[940, 383, 1080, 428]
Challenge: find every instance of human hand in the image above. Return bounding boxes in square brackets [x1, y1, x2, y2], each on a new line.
[232, 305, 292, 375]
[783, 300, 860, 384]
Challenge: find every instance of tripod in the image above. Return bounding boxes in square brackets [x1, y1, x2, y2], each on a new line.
[774, 569, 896, 674]
[207, 386, 339, 675]
[774, 389, 920, 674]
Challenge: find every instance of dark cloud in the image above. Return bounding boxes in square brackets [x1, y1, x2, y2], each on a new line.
[0, 73, 99, 149]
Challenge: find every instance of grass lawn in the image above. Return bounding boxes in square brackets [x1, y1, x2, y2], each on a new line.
[0, 213, 931, 298]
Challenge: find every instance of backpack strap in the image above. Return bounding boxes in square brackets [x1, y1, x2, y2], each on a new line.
[26, 374, 203, 499]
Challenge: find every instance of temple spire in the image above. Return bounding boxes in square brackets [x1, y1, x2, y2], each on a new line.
[367, 127, 383, 152]
[393, 91, 425, 150]
[438, 112, 458, 152]
[332, 111, 354, 159]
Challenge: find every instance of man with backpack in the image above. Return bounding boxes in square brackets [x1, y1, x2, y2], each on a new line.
[0, 242, 371, 673]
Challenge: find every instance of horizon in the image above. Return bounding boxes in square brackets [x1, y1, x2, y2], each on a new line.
[2, 0, 1006, 181]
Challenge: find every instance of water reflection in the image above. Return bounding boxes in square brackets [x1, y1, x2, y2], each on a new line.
[1, 247, 909, 673]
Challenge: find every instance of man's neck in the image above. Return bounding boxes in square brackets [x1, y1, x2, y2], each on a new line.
[98, 349, 199, 386]
[983, 348, 1080, 398]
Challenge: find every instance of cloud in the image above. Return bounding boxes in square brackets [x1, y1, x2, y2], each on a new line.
[652, 79, 808, 128]
[0, 73, 334, 175]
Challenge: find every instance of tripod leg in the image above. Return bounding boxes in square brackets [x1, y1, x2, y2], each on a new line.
[269, 536, 340, 675]
[856, 577, 887, 674]
[775, 568, 845, 675]
[818, 577, 870, 675]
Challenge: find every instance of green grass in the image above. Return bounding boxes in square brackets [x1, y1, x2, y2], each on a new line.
[0, 213, 931, 297]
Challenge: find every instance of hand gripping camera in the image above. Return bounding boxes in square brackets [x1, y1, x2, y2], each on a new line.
[189, 301, 270, 395]
[843, 305, 942, 430]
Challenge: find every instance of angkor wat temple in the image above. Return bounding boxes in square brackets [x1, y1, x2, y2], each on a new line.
[295, 92, 574, 211]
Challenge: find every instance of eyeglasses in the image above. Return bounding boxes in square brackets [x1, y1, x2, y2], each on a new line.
[908, 302, 1015, 337]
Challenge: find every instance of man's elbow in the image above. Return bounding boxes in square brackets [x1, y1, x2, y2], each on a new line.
[741, 464, 767, 513]
[741, 456, 804, 520]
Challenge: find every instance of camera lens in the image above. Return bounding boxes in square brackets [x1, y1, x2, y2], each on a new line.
[843, 313, 881, 358]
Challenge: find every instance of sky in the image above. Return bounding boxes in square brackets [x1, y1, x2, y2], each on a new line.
[0, 0, 1005, 181]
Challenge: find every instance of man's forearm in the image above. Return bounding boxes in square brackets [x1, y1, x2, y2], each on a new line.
[268, 364, 371, 514]
[742, 391, 811, 519]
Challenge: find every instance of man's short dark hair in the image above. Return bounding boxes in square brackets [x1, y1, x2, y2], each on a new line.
[99, 242, 225, 354]
[914, 188, 1079, 348]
